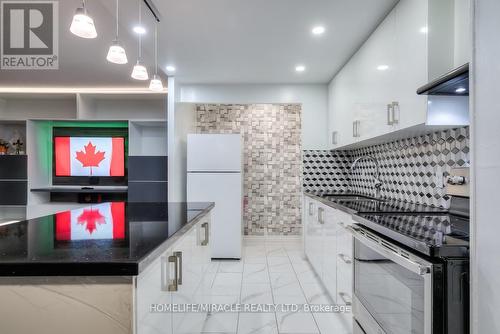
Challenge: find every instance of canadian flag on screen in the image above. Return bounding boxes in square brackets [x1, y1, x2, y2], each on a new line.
[55, 202, 125, 241]
[55, 137, 124, 177]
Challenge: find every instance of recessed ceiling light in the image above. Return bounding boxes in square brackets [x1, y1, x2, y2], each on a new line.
[377, 65, 389, 71]
[312, 26, 325, 35]
[166, 65, 176, 72]
[133, 26, 146, 34]
[455, 87, 467, 93]
[420, 26, 428, 34]
[295, 65, 306, 72]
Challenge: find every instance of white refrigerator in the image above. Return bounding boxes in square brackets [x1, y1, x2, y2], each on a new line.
[187, 134, 243, 259]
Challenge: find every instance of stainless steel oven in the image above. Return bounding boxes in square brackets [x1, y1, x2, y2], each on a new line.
[349, 224, 468, 334]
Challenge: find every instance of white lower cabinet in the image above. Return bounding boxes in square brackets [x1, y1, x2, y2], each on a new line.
[304, 197, 354, 305]
[135, 213, 211, 334]
[322, 205, 340, 301]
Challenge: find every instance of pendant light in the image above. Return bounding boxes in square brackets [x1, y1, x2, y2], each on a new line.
[106, 0, 127, 64]
[70, 0, 97, 39]
[149, 22, 163, 91]
[131, 1, 149, 80]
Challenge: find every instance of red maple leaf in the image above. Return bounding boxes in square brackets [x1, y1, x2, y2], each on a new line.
[77, 208, 106, 235]
[75, 142, 105, 175]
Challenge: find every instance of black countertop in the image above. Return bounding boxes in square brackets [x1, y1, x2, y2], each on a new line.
[304, 191, 448, 214]
[0, 202, 214, 277]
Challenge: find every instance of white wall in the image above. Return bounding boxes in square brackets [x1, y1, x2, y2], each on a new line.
[167, 78, 197, 202]
[471, 0, 500, 332]
[178, 84, 329, 150]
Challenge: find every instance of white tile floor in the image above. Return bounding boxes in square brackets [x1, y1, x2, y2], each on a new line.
[192, 238, 353, 334]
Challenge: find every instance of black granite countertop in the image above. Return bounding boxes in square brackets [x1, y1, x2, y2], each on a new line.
[0, 202, 214, 277]
[304, 191, 448, 214]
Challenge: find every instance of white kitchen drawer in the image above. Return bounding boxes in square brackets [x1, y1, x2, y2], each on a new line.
[336, 250, 353, 280]
[333, 208, 353, 227]
[337, 268, 353, 306]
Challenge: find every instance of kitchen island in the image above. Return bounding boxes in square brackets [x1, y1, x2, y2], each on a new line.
[0, 201, 214, 334]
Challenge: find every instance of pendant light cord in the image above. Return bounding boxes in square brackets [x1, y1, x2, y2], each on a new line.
[115, 0, 119, 40]
[138, 0, 142, 60]
[154, 22, 158, 75]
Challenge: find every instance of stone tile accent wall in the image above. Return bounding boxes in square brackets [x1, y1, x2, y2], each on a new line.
[303, 127, 470, 208]
[196, 104, 302, 236]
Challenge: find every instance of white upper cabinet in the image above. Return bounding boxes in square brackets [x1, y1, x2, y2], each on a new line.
[328, 0, 471, 149]
[393, 0, 429, 130]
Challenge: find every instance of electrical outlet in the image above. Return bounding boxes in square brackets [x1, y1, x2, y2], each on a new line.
[435, 167, 444, 189]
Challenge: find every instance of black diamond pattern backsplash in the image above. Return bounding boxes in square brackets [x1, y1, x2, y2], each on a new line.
[303, 150, 351, 193]
[303, 127, 470, 208]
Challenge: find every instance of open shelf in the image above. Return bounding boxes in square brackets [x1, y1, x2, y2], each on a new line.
[0, 93, 77, 120]
[0, 91, 168, 208]
[31, 186, 128, 194]
[77, 93, 167, 120]
[129, 120, 167, 156]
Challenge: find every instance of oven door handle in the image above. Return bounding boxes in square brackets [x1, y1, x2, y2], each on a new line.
[346, 225, 432, 276]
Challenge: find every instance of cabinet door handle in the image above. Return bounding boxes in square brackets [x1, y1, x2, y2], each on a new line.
[354, 120, 360, 137]
[387, 104, 393, 125]
[167, 255, 178, 291]
[318, 207, 325, 224]
[174, 251, 183, 285]
[331, 131, 338, 145]
[391, 101, 399, 124]
[338, 253, 352, 264]
[352, 121, 356, 138]
[161, 256, 170, 291]
[308, 202, 314, 216]
[339, 291, 352, 306]
[337, 221, 348, 229]
[201, 222, 209, 246]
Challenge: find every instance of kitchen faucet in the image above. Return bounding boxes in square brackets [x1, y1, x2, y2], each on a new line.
[351, 156, 383, 199]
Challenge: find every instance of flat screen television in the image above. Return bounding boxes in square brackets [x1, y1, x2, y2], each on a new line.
[53, 127, 128, 186]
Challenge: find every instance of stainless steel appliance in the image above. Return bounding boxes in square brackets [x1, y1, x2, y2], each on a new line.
[350, 168, 470, 334]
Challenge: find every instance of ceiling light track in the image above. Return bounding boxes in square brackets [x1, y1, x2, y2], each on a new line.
[142, 0, 161, 23]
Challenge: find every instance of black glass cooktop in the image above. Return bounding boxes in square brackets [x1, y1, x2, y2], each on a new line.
[330, 198, 447, 213]
[0, 202, 213, 276]
[354, 213, 469, 257]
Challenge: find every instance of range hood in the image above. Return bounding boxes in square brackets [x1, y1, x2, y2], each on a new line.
[417, 63, 469, 96]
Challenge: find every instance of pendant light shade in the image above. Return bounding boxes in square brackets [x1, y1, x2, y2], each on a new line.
[149, 74, 163, 91]
[131, 60, 149, 80]
[107, 40, 128, 64]
[70, 2, 97, 39]
[149, 21, 164, 91]
[106, 0, 127, 64]
[131, 1, 148, 80]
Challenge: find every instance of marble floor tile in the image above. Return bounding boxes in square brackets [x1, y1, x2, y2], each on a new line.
[313, 312, 352, 334]
[276, 311, 319, 334]
[242, 264, 270, 284]
[301, 283, 333, 305]
[210, 273, 243, 295]
[241, 284, 273, 304]
[190, 239, 352, 334]
[218, 260, 244, 273]
[271, 280, 303, 296]
[237, 313, 278, 334]
[269, 272, 298, 288]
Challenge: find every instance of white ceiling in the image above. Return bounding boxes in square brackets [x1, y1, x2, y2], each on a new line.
[0, 0, 399, 88]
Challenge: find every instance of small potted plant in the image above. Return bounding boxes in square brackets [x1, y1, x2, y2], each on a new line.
[0, 140, 9, 155]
